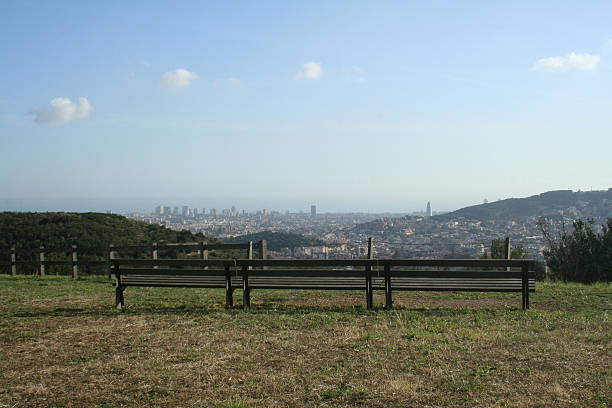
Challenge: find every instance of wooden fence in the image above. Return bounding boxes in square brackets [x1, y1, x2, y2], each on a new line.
[0, 241, 267, 278]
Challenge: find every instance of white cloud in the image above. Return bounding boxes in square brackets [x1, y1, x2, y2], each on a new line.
[32, 97, 93, 125]
[162, 68, 198, 89]
[143, 60, 151, 68]
[295, 61, 323, 80]
[533, 52, 600, 72]
[228, 77, 241, 86]
[351, 65, 365, 82]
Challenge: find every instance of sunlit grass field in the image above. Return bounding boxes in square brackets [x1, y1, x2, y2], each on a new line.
[0, 275, 610, 407]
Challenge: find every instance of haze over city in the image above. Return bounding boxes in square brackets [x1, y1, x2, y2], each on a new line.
[1, 2, 611, 213]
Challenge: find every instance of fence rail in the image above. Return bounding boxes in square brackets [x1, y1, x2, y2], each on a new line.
[0, 241, 266, 278]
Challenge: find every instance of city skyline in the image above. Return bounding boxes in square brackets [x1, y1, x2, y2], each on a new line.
[1, 2, 612, 212]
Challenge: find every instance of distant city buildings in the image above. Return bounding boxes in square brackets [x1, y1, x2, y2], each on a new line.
[311, 205, 317, 218]
[426, 202, 432, 217]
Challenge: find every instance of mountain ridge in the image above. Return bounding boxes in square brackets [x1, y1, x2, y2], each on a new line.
[433, 189, 612, 222]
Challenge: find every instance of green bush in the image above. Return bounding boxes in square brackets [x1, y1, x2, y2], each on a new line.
[538, 217, 612, 283]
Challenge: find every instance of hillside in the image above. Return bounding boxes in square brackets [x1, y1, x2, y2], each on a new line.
[434, 189, 612, 222]
[224, 231, 326, 250]
[0, 212, 218, 250]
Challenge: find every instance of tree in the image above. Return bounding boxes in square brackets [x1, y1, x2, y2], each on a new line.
[480, 238, 525, 260]
[538, 217, 612, 283]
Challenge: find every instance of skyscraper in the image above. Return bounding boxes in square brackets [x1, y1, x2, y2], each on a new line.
[311, 205, 316, 217]
[426, 202, 432, 217]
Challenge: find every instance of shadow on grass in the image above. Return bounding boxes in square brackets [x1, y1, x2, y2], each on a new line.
[7, 302, 521, 319]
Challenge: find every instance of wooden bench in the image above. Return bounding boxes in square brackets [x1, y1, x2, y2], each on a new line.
[112, 258, 536, 310]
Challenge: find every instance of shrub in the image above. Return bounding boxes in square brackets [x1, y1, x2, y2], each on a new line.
[538, 217, 612, 283]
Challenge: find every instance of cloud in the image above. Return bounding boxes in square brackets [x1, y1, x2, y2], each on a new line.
[32, 97, 93, 125]
[228, 77, 241, 86]
[533, 52, 600, 72]
[143, 60, 151, 68]
[162, 68, 198, 89]
[351, 65, 365, 82]
[295, 61, 323, 80]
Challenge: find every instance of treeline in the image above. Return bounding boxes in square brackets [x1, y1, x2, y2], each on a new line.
[0, 212, 213, 251]
[225, 231, 326, 250]
[539, 217, 612, 283]
[0, 212, 225, 274]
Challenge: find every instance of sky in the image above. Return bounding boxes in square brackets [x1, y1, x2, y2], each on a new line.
[1, 1, 611, 213]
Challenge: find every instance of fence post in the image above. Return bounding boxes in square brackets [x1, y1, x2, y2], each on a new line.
[108, 244, 116, 278]
[152, 242, 158, 269]
[504, 237, 511, 271]
[247, 241, 253, 260]
[10, 247, 16, 276]
[259, 240, 267, 270]
[71, 245, 78, 279]
[39, 245, 45, 277]
[200, 241, 208, 269]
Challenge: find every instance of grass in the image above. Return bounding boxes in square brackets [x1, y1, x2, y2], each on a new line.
[0, 275, 610, 407]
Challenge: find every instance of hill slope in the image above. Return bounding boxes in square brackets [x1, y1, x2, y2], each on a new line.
[224, 231, 326, 250]
[0, 212, 217, 250]
[434, 189, 612, 222]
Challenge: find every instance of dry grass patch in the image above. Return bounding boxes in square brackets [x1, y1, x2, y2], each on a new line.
[0, 276, 610, 407]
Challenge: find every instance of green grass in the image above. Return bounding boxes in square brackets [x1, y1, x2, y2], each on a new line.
[0, 275, 610, 407]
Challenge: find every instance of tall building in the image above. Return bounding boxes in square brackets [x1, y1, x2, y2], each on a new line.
[263, 208, 268, 216]
[210, 208, 217, 216]
[173, 206, 179, 215]
[311, 205, 316, 217]
[154, 205, 162, 215]
[426, 201, 432, 217]
[202, 208, 207, 215]
[163, 206, 171, 215]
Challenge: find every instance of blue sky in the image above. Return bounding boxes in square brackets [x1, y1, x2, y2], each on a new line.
[1, 1, 611, 213]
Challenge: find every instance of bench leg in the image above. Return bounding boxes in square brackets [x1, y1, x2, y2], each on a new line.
[384, 265, 392, 310]
[226, 288, 234, 309]
[225, 265, 233, 309]
[243, 284, 250, 308]
[521, 265, 529, 310]
[365, 268, 373, 310]
[242, 266, 250, 308]
[115, 284, 124, 309]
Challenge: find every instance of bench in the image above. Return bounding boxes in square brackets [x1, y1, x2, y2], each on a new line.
[112, 258, 536, 310]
